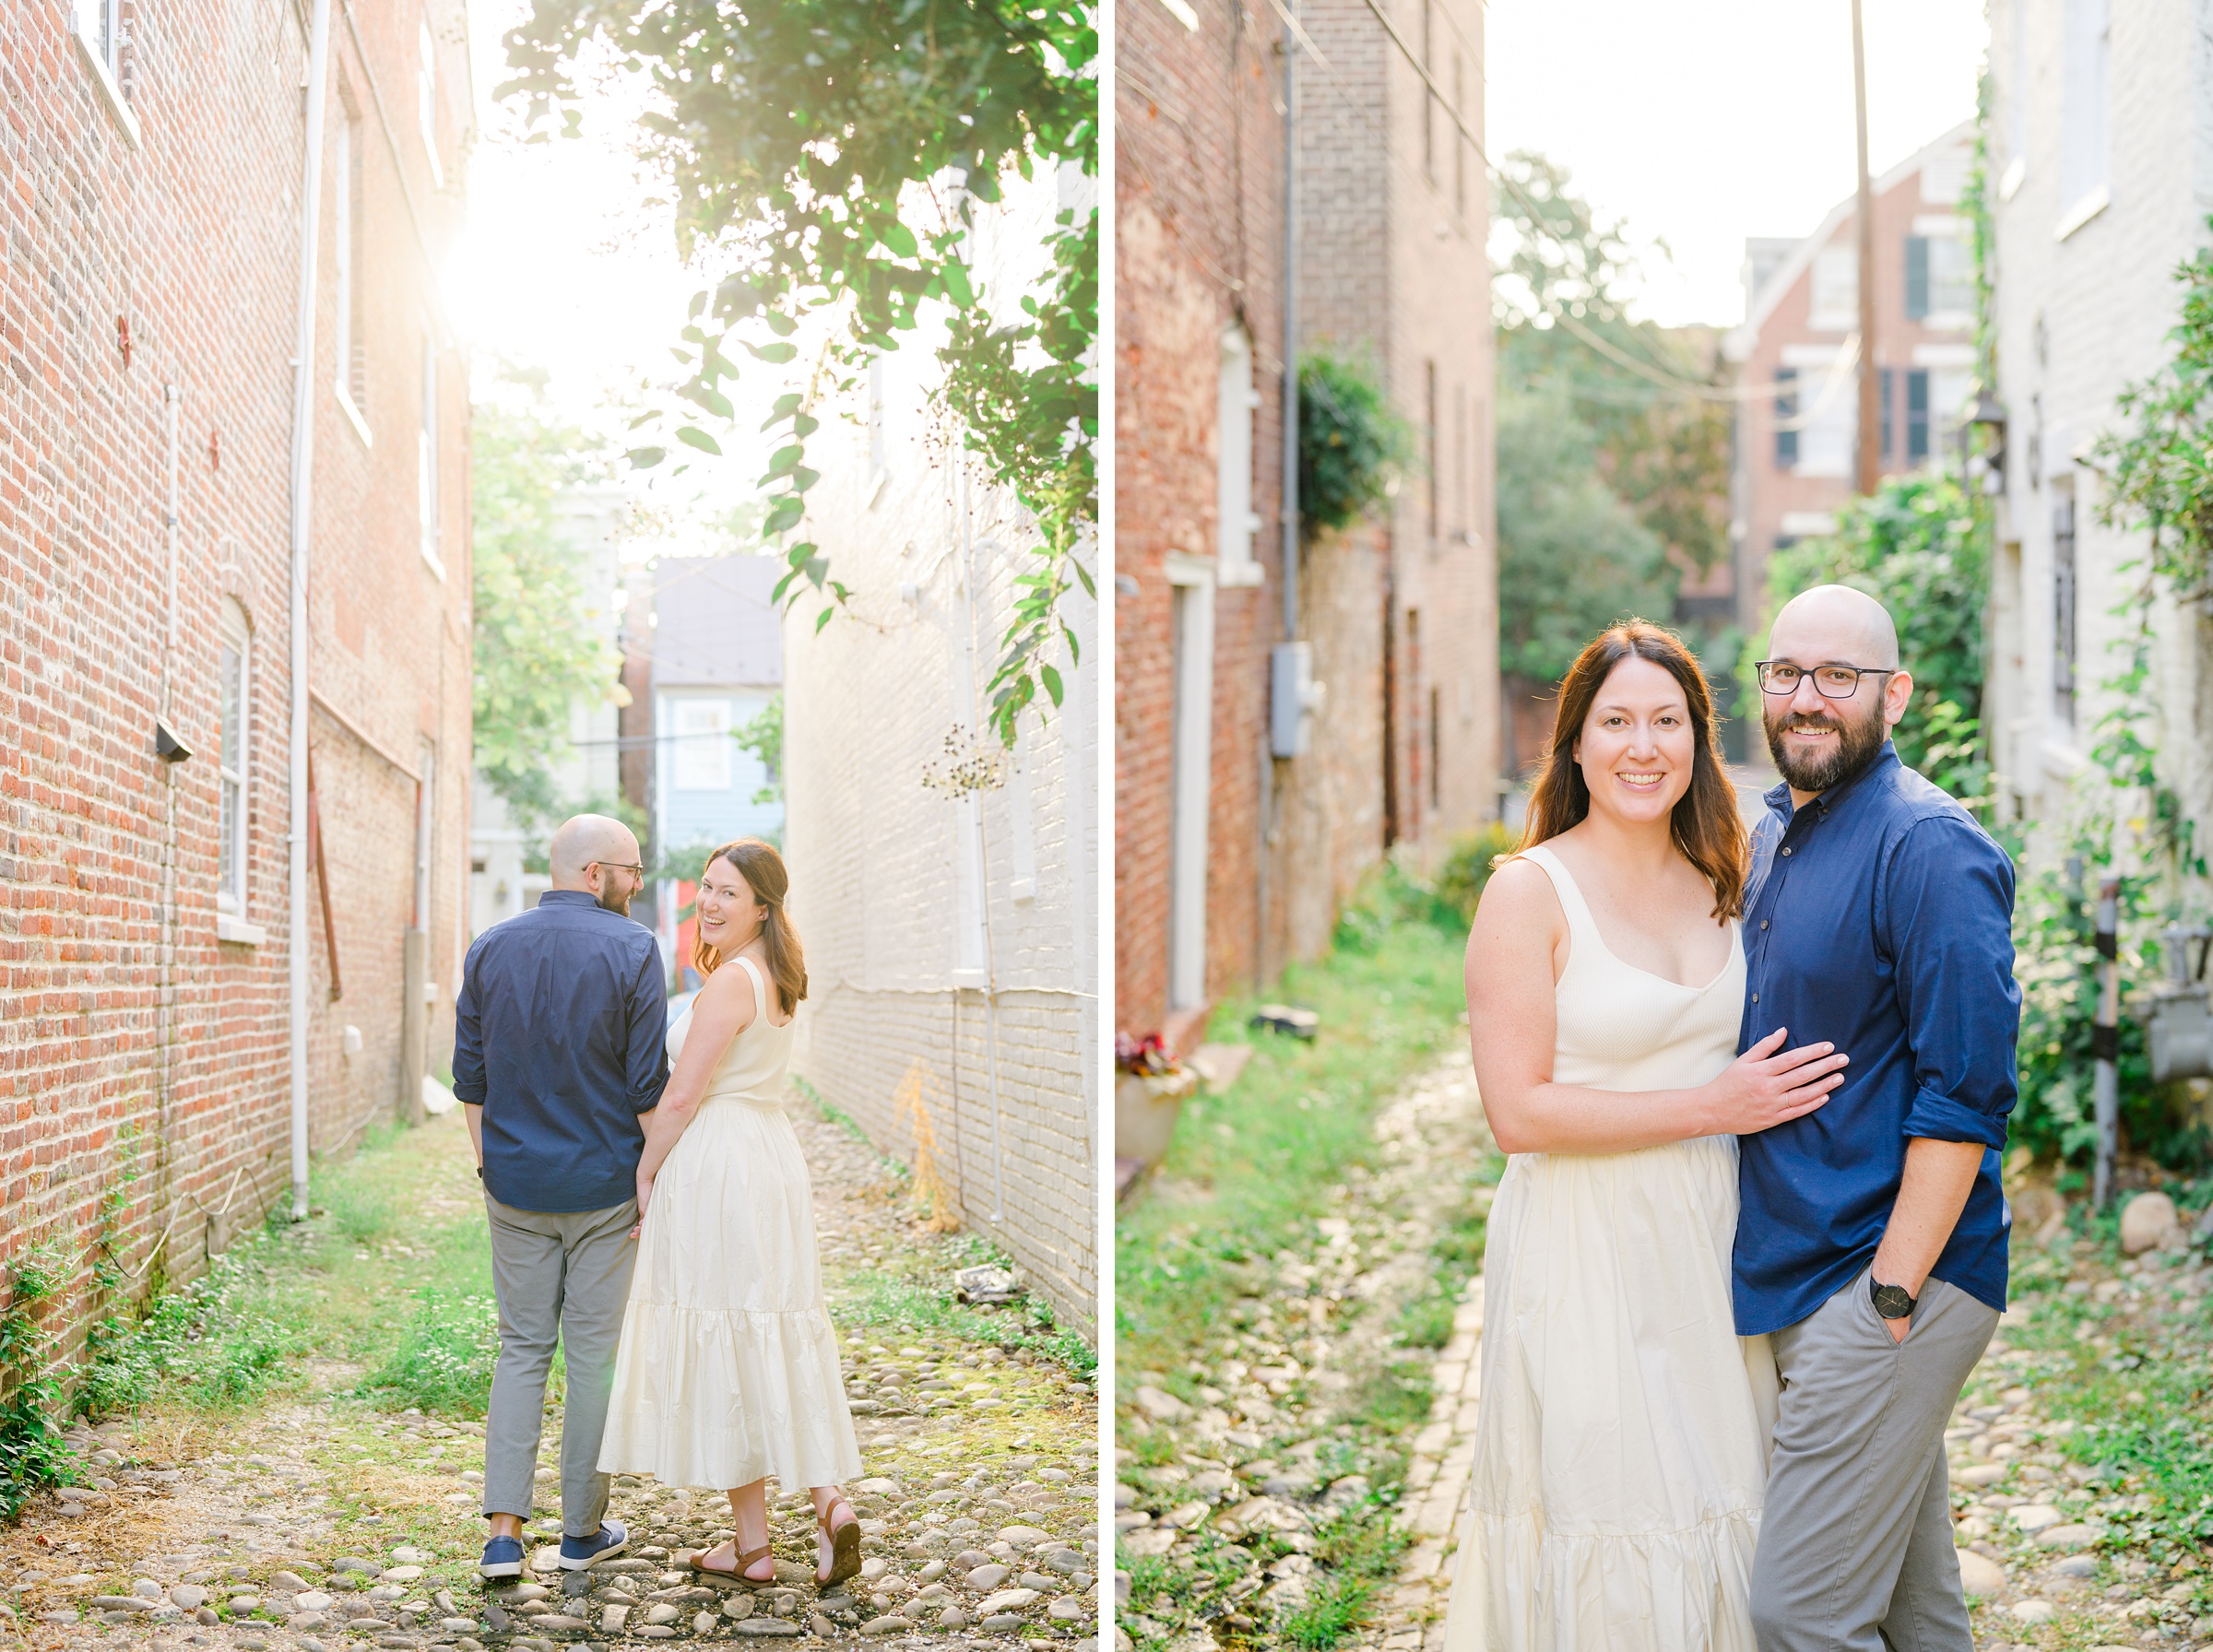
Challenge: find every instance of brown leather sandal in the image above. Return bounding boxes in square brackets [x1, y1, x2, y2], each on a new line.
[690, 1540, 776, 1586]
[815, 1493, 862, 1589]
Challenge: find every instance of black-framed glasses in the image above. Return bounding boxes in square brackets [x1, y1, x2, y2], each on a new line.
[1756, 661, 1895, 699]
[592, 860, 646, 877]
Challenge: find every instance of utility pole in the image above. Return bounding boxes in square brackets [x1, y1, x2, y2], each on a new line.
[1851, 0, 1879, 497]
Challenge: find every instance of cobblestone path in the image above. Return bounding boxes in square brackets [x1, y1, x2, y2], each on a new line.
[0, 1107, 1098, 1652]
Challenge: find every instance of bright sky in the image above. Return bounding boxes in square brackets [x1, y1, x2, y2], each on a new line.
[1485, 0, 1988, 327]
[446, 0, 775, 543]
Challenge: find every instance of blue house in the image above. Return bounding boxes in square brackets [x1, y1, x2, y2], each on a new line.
[651, 555, 785, 861]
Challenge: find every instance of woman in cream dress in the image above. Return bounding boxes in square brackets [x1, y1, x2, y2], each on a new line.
[1443, 624, 1849, 1650]
[598, 838, 865, 1589]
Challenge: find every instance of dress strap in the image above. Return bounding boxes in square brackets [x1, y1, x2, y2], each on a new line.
[1516, 844, 1601, 950]
[732, 954, 784, 1028]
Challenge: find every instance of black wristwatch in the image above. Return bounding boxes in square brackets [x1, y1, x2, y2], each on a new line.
[1869, 1275, 1917, 1319]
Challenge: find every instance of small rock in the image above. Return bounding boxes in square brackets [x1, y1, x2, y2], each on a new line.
[533, 1613, 588, 1630]
[1130, 1386, 1189, 1422]
[2120, 1191, 2181, 1254]
[999, 1524, 1051, 1544]
[862, 1615, 913, 1635]
[1955, 1550, 2006, 1597]
[91, 1596, 157, 1613]
[980, 1612, 1024, 1632]
[1047, 1597, 1086, 1621]
[2009, 1599, 2057, 1623]
[810, 1612, 836, 1635]
[694, 1611, 720, 1633]
[645, 1603, 683, 1625]
[734, 1619, 799, 1635]
[172, 1585, 208, 1611]
[2009, 1504, 2063, 1534]
[601, 1605, 630, 1634]
[196, 1607, 221, 1625]
[967, 1564, 1011, 1591]
[2051, 1554, 2099, 1577]
[383, 1565, 424, 1584]
[271, 1573, 312, 1593]
[939, 1607, 969, 1629]
[1954, 1464, 2006, 1487]
[133, 1578, 165, 1599]
[976, 1587, 1042, 1613]
[637, 1629, 678, 1640]
[296, 1591, 334, 1611]
[2036, 1523, 2101, 1550]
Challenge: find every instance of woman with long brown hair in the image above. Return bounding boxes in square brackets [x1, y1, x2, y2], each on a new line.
[1440, 623, 1848, 1649]
[597, 838, 866, 1590]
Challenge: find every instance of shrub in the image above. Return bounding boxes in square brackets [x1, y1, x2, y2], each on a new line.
[1298, 351, 1413, 537]
[1436, 824, 1520, 923]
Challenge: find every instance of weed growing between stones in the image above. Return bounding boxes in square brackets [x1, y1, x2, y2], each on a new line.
[358, 1289, 503, 1418]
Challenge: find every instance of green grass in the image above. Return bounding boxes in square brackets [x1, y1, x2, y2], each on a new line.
[1278, 1505, 1415, 1649]
[1115, 866, 1472, 1386]
[79, 1112, 493, 1422]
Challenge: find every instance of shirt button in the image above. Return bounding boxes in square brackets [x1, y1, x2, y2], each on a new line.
[1752, 993, 1759, 1003]
[1781, 846, 1793, 856]
[1759, 920, 1769, 929]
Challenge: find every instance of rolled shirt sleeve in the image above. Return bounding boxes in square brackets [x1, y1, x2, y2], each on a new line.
[625, 936, 670, 1114]
[452, 937, 487, 1105]
[1882, 816, 2020, 1151]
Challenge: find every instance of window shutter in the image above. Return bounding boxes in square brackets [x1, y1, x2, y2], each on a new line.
[1906, 370, 1930, 462]
[1879, 367, 1893, 459]
[1775, 368, 1799, 467]
[1904, 236, 1930, 320]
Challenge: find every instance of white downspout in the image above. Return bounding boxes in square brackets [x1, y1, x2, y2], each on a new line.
[288, 0, 334, 1221]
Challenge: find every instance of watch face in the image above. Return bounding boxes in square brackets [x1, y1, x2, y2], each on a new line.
[1873, 1282, 1914, 1318]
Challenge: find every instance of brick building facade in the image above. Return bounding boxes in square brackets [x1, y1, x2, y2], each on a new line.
[1116, 0, 1497, 1044]
[0, 0, 472, 1334]
[1722, 124, 1979, 635]
[784, 164, 1099, 1341]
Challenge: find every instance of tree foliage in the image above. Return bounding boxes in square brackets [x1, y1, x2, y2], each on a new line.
[1492, 151, 1732, 581]
[500, 0, 1098, 745]
[1496, 381, 1675, 684]
[471, 394, 626, 830]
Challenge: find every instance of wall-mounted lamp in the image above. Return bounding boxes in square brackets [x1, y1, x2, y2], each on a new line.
[154, 720, 192, 762]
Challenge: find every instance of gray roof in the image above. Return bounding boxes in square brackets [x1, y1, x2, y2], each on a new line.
[650, 556, 784, 689]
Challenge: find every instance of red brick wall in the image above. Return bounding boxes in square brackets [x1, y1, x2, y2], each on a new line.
[1115, 0, 1287, 1042]
[0, 1, 470, 1346]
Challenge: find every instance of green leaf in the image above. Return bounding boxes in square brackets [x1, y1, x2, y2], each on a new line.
[941, 259, 976, 310]
[675, 427, 723, 456]
[879, 221, 918, 258]
[626, 446, 667, 469]
[1040, 664, 1063, 706]
[814, 607, 835, 634]
[746, 341, 800, 364]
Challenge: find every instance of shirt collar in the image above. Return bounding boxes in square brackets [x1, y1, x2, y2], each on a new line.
[1763, 739, 1901, 825]
[538, 890, 600, 909]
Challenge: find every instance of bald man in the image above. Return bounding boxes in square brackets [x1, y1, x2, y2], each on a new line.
[453, 814, 666, 1579]
[1736, 586, 2019, 1651]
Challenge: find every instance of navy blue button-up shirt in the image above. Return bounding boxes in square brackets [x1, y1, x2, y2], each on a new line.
[452, 891, 669, 1214]
[1735, 742, 2019, 1336]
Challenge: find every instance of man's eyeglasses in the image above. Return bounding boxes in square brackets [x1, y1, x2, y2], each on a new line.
[1756, 661, 1896, 699]
[592, 860, 646, 877]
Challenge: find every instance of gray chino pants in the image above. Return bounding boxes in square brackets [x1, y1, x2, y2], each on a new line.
[482, 1194, 637, 1539]
[1750, 1266, 1998, 1652]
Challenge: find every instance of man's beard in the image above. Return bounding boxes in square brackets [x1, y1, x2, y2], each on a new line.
[597, 884, 633, 917]
[1764, 699, 1888, 794]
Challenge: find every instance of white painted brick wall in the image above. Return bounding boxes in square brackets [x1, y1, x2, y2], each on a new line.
[1987, 0, 2213, 853]
[784, 166, 1099, 1341]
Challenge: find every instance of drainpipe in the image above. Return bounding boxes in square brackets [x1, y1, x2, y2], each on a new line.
[288, 0, 334, 1221]
[959, 470, 1009, 1227]
[1280, 0, 1300, 643]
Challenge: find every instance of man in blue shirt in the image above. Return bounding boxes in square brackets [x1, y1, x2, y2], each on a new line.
[1738, 586, 2018, 1652]
[453, 813, 668, 1581]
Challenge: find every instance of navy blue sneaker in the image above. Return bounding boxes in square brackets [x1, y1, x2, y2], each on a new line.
[559, 1517, 629, 1571]
[478, 1535, 525, 1579]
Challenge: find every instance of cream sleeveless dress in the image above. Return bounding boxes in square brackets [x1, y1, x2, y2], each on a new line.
[598, 955, 862, 1492]
[1442, 844, 1778, 1651]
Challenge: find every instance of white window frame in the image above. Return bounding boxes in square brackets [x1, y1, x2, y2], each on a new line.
[1808, 242, 1858, 333]
[418, 331, 444, 577]
[67, 0, 140, 147]
[2058, 0, 2111, 239]
[215, 599, 264, 945]
[672, 699, 733, 792]
[1215, 325, 1264, 586]
[333, 111, 373, 445]
[417, 16, 444, 189]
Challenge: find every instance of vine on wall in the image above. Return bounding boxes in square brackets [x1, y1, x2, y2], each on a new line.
[503, 0, 1098, 746]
